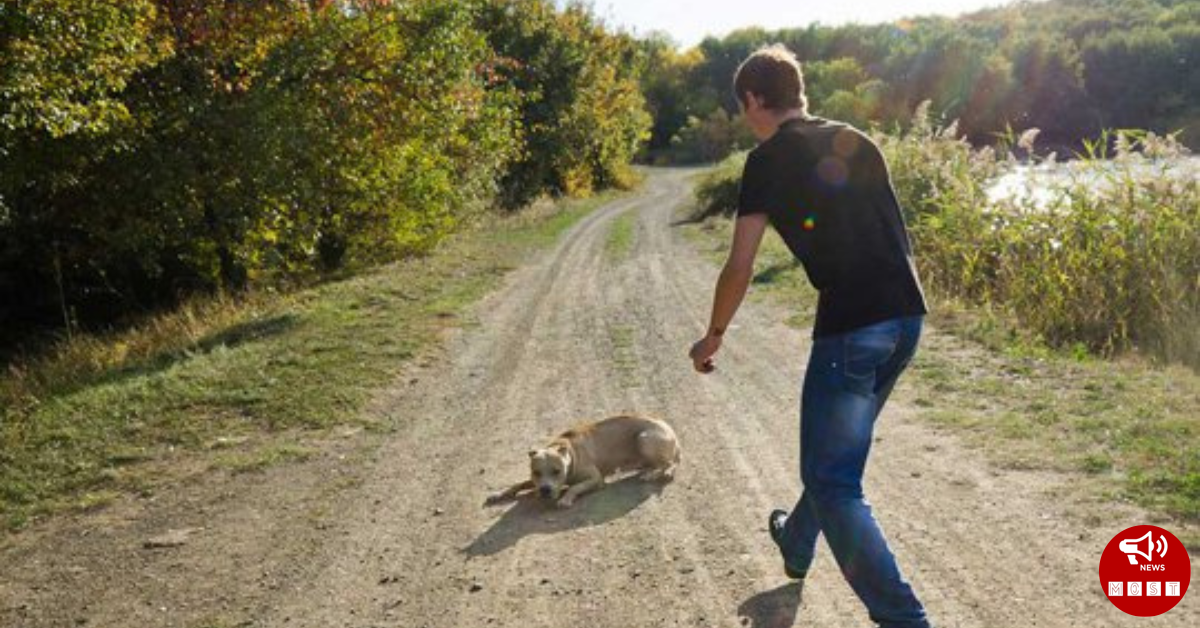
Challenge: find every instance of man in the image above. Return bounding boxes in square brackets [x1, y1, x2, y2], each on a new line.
[688, 44, 932, 628]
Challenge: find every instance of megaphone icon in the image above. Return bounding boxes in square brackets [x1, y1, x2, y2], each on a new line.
[1119, 531, 1168, 565]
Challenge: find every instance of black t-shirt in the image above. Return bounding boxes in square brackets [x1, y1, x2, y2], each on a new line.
[737, 116, 928, 337]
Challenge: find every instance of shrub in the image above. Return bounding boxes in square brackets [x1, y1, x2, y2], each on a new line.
[692, 151, 747, 219]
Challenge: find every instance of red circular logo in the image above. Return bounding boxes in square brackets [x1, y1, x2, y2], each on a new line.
[1099, 525, 1191, 616]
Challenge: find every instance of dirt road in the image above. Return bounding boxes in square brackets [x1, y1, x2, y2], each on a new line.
[2, 170, 1195, 627]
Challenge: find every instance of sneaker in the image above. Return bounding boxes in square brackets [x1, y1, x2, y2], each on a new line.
[768, 509, 807, 580]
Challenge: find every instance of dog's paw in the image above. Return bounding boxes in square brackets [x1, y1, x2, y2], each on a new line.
[556, 495, 575, 509]
[640, 466, 675, 483]
[483, 493, 505, 506]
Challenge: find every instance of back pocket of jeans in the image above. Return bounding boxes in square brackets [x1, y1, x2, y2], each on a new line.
[843, 323, 899, 383]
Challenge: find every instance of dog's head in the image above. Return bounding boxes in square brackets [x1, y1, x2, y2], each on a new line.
[528, 444, 571, 500]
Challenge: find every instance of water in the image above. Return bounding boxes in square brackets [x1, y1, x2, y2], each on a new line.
[986, 156, 1200, 208]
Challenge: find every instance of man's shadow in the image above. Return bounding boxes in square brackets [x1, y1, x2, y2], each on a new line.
[463, 474, 666, 557]
[737, 582, 804, 628]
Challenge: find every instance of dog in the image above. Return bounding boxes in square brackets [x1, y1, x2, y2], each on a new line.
[484, 414, 680, 508]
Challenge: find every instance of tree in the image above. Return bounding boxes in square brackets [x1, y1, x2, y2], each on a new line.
[1083, 27, 1184, 131]
[638, 33, 716, 154]
[476, 0, 650, 207]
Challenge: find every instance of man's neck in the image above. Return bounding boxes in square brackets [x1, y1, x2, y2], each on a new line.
[767, 109, 809, 134]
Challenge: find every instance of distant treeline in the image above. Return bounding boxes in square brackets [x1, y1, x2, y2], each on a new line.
[0, 0, 649, 345]
[641, 0, 1200, 162]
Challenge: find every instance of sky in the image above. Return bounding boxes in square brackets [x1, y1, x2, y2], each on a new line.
[567, 0, 1020, 48]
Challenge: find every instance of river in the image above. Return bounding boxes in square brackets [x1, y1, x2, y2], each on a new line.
[986, 155, 1199, 207]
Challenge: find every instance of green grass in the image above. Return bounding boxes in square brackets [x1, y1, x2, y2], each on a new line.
[607, 323, 639, 388]
[604, 209, 638, 261]
[602, 207, 642, 389]
[214, 442, 316, 474]
[680, 195, 1200, 526]
[0, 191, 621, 532]
[909, 321, 1200, 521]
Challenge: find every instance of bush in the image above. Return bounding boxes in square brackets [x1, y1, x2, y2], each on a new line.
[692, 151, 747, 219]
[663, 110, 756, 165]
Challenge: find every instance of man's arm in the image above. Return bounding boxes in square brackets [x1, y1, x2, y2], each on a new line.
[708, 213, 769, 334]
[690, 212, 769, 373]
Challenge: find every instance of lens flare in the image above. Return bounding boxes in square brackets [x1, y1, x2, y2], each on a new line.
[817, 157, 849, 188]
[833, 129, 861, 158]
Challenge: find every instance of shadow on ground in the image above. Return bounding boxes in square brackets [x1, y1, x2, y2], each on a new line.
[752, 260, 801, 285]
[29, 313, 300, 402]
[738, 581, 804, 628]
[463, 474, 667, 557]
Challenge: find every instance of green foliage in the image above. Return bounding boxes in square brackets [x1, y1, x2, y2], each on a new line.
[692, 151, 747, 218]
[0, 0, 169, 138]
[665, 109, 756, 164]
[876, 102, 1005, 301]
[477, 0, 651, 207]
[0, 0, 647, 347]
[637, 35, 719, 156]
[804, 58, 882, 129]
[1007, 34, 1091, 139]
[241, 3, 521, 267]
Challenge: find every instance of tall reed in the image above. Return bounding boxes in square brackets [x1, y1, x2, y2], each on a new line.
[882, 107, 1199, 365]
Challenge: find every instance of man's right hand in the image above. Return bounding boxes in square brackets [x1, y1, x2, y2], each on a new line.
[689, 334, 722, 373]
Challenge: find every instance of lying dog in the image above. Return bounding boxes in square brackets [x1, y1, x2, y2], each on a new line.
[485, 414, 680, 508]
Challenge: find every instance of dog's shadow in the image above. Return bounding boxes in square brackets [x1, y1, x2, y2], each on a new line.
[463, 474, 666, 558]
[737, 582, 804, 628]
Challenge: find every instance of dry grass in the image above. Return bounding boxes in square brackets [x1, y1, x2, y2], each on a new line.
[3, 294, 261, 415]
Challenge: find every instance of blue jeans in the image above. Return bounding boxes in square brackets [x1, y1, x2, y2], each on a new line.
[777, 315, 930, 628]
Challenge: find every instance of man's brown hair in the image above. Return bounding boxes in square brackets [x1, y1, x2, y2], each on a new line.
[733, 44, 808, 113]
